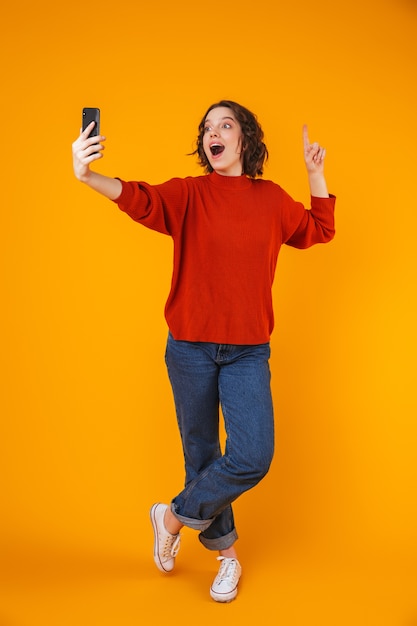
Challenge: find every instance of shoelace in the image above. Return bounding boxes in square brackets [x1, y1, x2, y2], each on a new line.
[215, 556, 239, 583]
[162, 533, 181, 558]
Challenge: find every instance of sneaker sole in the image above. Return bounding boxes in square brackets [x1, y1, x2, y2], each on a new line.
[210, 587, 238, 603]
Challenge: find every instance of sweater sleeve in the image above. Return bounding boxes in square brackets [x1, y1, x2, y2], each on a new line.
[111, 178, 189, 236]
[282, 192, 336, 249]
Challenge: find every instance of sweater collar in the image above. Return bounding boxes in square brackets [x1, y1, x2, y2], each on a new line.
[207, 171, 252, 190]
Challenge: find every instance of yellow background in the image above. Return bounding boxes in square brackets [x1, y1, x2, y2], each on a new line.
[1, 0, 416, 624]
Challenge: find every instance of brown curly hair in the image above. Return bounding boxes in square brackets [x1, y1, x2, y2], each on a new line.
[192, 100, 268, 178]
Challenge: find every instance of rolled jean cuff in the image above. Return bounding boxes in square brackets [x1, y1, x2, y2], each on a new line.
[170, 502, 214, 532]
[198, 528, 238, 551]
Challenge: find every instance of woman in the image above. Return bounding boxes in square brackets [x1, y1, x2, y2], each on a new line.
[72, 100, 335, 602]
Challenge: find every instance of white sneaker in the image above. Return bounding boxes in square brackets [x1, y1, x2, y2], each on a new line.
[210, 556, 242, 602]
[150, 503, 181, 573]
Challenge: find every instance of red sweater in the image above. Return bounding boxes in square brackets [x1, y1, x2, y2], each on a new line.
[113, 171, 335, 344]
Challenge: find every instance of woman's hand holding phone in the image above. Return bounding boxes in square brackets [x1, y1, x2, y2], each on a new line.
[72, 122, 106, 183]
[72, 111, 122, 200]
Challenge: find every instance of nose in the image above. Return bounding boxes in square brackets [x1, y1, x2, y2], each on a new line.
[209, 127, 219, 137]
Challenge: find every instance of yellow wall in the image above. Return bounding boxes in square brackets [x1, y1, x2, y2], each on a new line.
[1, 0, 416, 623]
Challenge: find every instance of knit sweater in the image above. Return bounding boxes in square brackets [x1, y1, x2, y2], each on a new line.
[113, 171, 335, 344]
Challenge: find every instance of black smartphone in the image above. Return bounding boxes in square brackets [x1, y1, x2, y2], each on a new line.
[82, 107, 100, 137]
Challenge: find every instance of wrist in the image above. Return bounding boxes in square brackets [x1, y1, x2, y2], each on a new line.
[78, 168, 96, 186]
[308, 172, 328, 198]
[307, 171, 325, 182]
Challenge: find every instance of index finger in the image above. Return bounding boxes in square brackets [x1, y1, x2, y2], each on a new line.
[80, 121, 96, 137]
[302, 124, 310, 148]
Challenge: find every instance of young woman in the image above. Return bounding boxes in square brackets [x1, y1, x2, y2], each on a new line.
[72, 100, 335, 602]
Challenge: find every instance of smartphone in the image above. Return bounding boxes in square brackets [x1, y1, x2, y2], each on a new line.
[82, 107, 100, 137]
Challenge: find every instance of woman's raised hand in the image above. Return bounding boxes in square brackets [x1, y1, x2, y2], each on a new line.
[303, 124, 326, 175]
[302, 124, 329, 197]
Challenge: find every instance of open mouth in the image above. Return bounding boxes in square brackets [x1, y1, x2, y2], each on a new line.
[210, 144, 225, 156]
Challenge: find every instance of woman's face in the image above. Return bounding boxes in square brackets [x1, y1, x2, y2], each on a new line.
[202, 107, 244, 177]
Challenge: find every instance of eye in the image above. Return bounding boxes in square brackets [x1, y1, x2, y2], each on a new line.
[223, 123, 232, 129]
[204, 125, 212, 133]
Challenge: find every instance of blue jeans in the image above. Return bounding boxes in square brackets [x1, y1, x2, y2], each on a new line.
[165, 332, 274, 551]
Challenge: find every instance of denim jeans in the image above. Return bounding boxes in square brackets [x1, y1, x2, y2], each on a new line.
[165, 332, 274, 551]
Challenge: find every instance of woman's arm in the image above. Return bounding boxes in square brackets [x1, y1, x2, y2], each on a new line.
[302, 124, 329, 198]
[72, 122, 122, 200]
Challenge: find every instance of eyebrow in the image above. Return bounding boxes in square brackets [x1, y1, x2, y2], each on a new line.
[204, 116, 236, 124]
